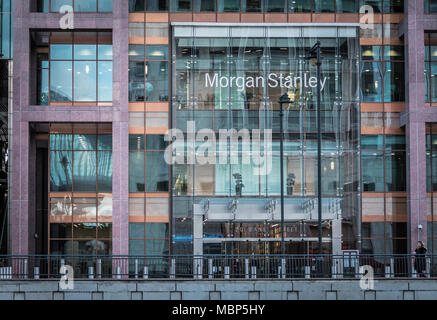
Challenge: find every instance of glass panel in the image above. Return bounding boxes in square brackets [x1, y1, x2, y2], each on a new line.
[146, 151, 168, 192]
[336, 0, 358, 12]
[73, 151, 97, 192]
[50, 240, 73, 255]
[129, 45, 145, 60]
[361, 135, 384, 150]
[130, 135, 145, 151]
[361, 62, 383, 102]
[98, 61, 113, 101]
[98, 45, 113, 60]
[385, 135, 405, 150]
[385, 151, 406, 191]
[50, 151, 73, 191]
[384, 62, 405, 102]
[129, 152, 145, 192]
[193, 0, 215, 11]
[73, 134, 97, 150]
[266, 0, 286, 12]
[129, 239, 145, 255]
[51, 44, 73, 60]
[289, 0, 311, 12]
[51, 134, 72, 150]
[74, 0, 97, 12]
[146, 239, 169, 255]
[130, 0, 145, 11]
[218, 0, 240, 11]
[97, 151, 113, 192]
[50, 61, 73, 102]
[130, 223, 145, 239]
[145, 61, 168, 102]
[383, 0, 403, 13]
[383, 46, 404, 60]
[73, 223, 97, 238]
[360, 0, 382, 13]
[97, 223, 112, 238]
[361, 46, 381, 61]
[147, 0, 169, 11]
[146, 135, 167, 150]
[50, 223, 72, 238]
[51, 0, 73, 12]
[50, 198, 73, 216]
[362, 151, 384, 192]
[146, 45, 168, 61]
[242, 0, 263, 12]
[314, 0, 335, 12]
[146, 223, 169, 239]
[73, 198, 97, 219]
[97, 135, 112, 150]
[129, 61, 145, 102]
[98, 0, 113, 12]
[74, 61, 97, 101]
[170, 0, 192, 11]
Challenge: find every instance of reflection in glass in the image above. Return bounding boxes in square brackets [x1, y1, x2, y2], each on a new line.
[50, 61, 73, 102]
[74, 61, 97, 101]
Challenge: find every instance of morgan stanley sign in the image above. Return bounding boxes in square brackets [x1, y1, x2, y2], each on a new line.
[205, 72, 328, 91]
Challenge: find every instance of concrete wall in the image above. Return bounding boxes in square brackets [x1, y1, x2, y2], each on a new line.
[0, 279, 436, 300]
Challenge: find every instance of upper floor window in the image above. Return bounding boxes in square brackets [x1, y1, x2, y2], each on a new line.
[37, 31, 113, 106]
[425, 33, 437, 104]
[129, 0, 402, 12]
[425, 0, 437, 13]
[35, 0, 113, 12]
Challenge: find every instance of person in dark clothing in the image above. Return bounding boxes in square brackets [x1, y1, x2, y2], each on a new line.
[414, 241, 427, 277]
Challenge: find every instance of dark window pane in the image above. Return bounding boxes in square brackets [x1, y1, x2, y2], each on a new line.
[336, 0, 358, 12]
[243, 0, 263, 12]
[383, 0, 403, 13]
[146, 135, 167, 150]
[73, 223, 97, 238]
[360, 62, 383, 102]
[146, 0, 169, 11]
[218, 0, 239, 12]
[362, 151, 384, 191]
[170, 0, 192, 11]
[360, 0, 382, 13]
[129, 0, 145, 12]
[130, 223, 145, 239]
[314, 0, 335, 12]
[384, 62, 405, 102]
[50, 223, 72, 238]
[129, 61, 145, 102]
[289, 0, 311, 12]
[129, 240, 145, 255]
[50, 240, 73, 255]
[383, 46, 404, 60]
[385, 135, 405, 150]
[385, 151, 406, 191]
[146, 151, 168, 192]
[129, 134, 145, 151]
[146, 239, 169, 255]
[97, 151, 112, 192]
[266, 0, 286, 12]
[97, 134, 112, 150]
[146, 223, 169, 239]
[98, 223, 112, 239]
[361, 135, 384, 150]
[361, 46, 381, 60]
[129, 152, 145, 192]
[193, 0, 215, 11]
[50, 151, 73, 191]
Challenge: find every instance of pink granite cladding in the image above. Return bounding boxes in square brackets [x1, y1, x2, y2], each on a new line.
[10, 0, 130, 255]
[404, 0, 429, 253]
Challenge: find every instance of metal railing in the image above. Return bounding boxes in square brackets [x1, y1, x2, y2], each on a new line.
[0, 254, 435, 280]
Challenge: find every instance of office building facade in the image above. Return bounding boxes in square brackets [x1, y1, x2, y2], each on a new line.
[6, 0, 437, 273]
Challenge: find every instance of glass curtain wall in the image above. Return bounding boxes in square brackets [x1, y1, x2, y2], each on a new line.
[171, 25, 360, 256]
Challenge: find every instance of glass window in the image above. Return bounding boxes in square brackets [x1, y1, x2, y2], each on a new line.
[218, 0, 240, 12]
[193, 0, 216, 11]
[170, 0, 192, 11]
[130, 223, 145, 239]
[129, 152, 145, 192]
[361, 46, 381, 61]
[242, 0, 263, 12]
[50, 151, 73, 191]
[146, 45, 168, 61]
[289, 0, 311, 12]
[146, 223, 169, 239]
[336, 0, 358, 12]
[74, 44, 97, 60]
[130, 0, 145, 11]
[51, 44, 73, 60]
[51, 0, 73, 12]
[146, 239, 169, 255]
[385, 135, 405, 150]
[129, 61, 145, 102]
[266, 0, 286, 12]
[383, 46, 404, 60]
[75, 0, 97, 12]
[385, 151, 406, 191]
[360, 62, 383, 102]
[383, 62, 404, 102]
[314, 0, 335, 12]
[129, 135, 145, 151]
[146, 135, 167, 150]
[362, 151, 384, 192]
[146, 151, 169, 192]
[50, 61, 73, 102]
[383, 0, 403, 13]
[74, 61, 97, 101]
[361, 135, 384, 150]
[146, 61, 168, 102]
[73, 151, 97, 191]
[147, 0, 169, 11]
[98, 0, 113, 12]
[360, 0, 382, 13]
